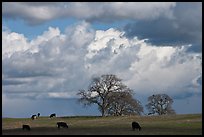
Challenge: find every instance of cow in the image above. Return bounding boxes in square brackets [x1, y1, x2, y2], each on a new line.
[132, 121, 141, 131]
[37, 113, 40, 117]
[148, 113, 153, 115]
[57, 122, 69, 129]
[31, 115, 37, 120]
[50, 113, 56, 118]
[22, 125, 31, 131]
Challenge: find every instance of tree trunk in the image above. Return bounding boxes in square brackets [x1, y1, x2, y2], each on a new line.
[101, 98, 106, 117]
[102, 109, 105, 117]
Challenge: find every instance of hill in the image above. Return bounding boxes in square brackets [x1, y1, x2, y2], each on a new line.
[2, 114, 202, 135]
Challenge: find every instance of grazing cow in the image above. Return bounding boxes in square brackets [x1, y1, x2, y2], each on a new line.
[37, 113, 40, 117]
[50, 113, 56, 118]
[148, 113, 153, 115]
[31, 115, 37, 120]
[57, 122, 69, 129]
[132, 121, 141, 131]
[22, 125, 31, 131]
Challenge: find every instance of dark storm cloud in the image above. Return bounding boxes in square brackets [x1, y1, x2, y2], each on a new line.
[2, 2, 175, 25]
[2, 79, 27, 85]
[2, 58, 54, 79]
[3, 68, 53, 79]
[2, 2, 60, 25]
[124, 2, 202, 52]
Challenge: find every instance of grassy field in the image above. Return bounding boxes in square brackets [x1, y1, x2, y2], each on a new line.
[2, 114, 202, 135]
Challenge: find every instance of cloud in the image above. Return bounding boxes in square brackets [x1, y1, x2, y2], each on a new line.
[2, 29, 30, 58]
[2, 21, 202, 101]
[85, 29, 202, 97]
[2, 2, 60, 25]
[2, 79, 28, 85]
[2, 22, 94, 99]
[124, 2, 202, 52]
[3, 2, 176, 25]
[3, 2, 201, 52]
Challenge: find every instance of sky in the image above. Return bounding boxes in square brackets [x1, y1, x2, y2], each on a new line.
[2, 2, 202, 118]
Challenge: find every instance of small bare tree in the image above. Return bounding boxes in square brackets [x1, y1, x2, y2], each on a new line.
[146, 94, 176, 115]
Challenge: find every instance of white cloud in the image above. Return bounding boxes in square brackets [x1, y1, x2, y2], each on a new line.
[64, 21, 95, 48]
[2, 21, 202, 100]
[48, 92, 76, 99]
[126, 44, 202, 95]
[3, 2, 176, 25]
[30, 27, 61, 47]
[85, 28, 130, 59]
[2, 29, 30, 58]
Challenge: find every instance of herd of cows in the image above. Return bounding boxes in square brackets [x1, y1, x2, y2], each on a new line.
[31, 113, 56, 120]
[23, 113, 69, 131]
[22, 113, 142, 132]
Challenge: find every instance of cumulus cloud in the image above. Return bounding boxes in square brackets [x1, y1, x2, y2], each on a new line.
[2, 28, 30, 58]
[3, 2, 201, 53]
[2, 2, 176, 25]
[2, 21, 202, 101]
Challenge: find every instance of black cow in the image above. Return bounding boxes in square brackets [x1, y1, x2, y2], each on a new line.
[37, 113, 40, 117]
[57, 122, 69, 129]
[50, 113, 56, 118]
[132, 121, 141, 131]
[148, 112, 154, 115]
[22, 125, 31, 131]
[31, 115, 37, 120]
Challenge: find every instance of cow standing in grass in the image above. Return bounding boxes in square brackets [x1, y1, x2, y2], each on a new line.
[31, 115, 37, 120]
[132, 121, 141, 131]
[22, 125, 31, 131]
[57, 122, 69, 129]
[50, 113, 56, 118]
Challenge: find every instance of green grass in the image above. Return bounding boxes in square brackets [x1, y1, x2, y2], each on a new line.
[2, 114, 202, 135]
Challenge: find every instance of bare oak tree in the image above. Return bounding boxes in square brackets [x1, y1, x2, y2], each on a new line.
[77, 74, 142, 117]
[107, 91, 143, 116]
[146, 94, 176, 115]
